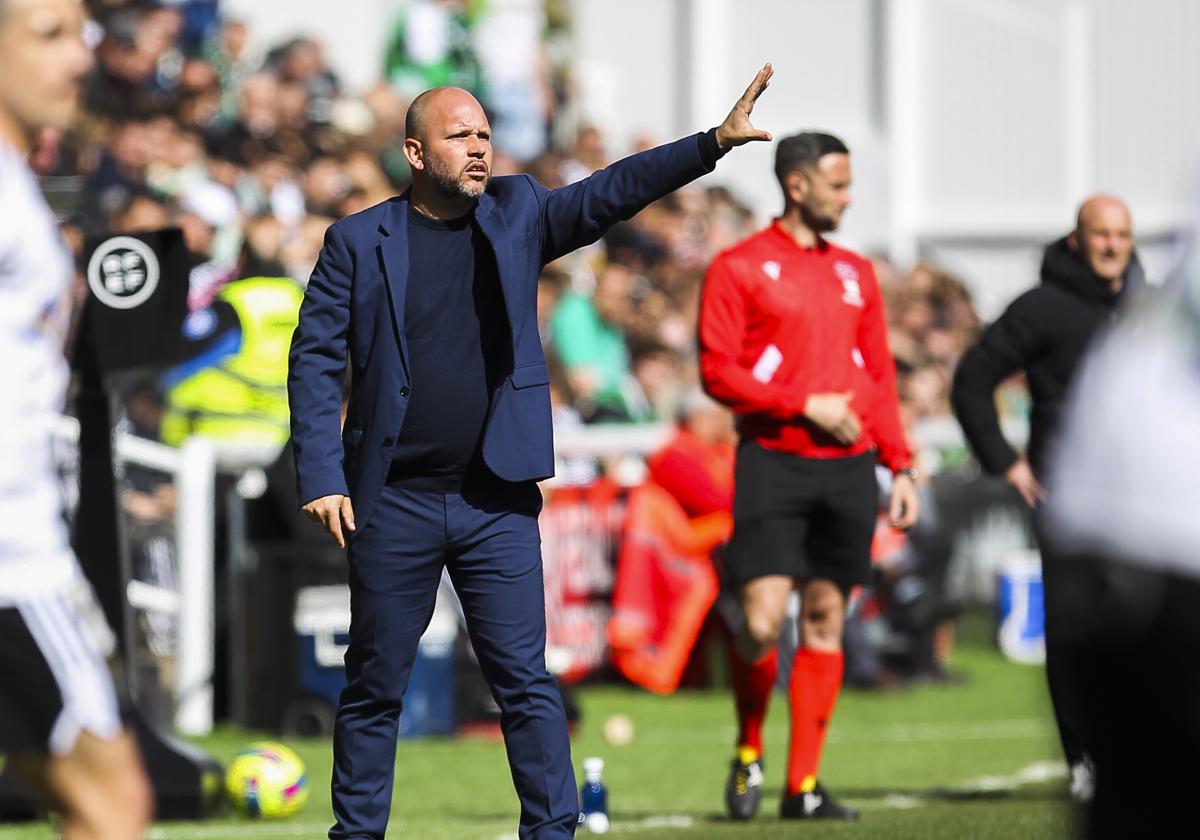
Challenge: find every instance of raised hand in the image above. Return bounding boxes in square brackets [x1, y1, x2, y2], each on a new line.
[715, 63, 774, 150]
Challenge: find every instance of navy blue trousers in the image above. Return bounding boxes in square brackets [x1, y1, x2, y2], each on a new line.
[329, 475, 578, 839]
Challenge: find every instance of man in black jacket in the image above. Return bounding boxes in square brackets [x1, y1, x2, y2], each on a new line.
[951, 195, 1140, 800]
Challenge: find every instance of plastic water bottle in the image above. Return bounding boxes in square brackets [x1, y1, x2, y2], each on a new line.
[580, 756, 609, 833]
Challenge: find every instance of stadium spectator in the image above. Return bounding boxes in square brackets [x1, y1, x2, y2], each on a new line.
[951, 195, 1143, 801]
[699, 131, 919, 822]
[609, 389, 735, 694]
[550, 261, 648, 421]
[384, 0, 484, 101]
[471, 0, 553, 161]
[562, 123, 608, 184]
[645, 388, 736, 518]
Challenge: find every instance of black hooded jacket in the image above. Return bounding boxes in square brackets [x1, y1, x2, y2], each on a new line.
[951, 237, 1144, 477]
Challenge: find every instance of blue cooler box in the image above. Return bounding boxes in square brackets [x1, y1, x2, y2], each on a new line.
[293, 584, 457, 737]
[996, 549, 1045, 664]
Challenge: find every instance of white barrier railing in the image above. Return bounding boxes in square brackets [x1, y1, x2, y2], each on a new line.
[55, 417, 281, 736]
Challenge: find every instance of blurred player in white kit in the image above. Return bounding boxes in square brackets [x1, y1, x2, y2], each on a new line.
[0, 1, 151, 837]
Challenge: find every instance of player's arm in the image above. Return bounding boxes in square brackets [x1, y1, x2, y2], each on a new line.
[950, 291, 1046, 505]
[855, 263, 918, 528]
[698, 256, 808, 418]
[288, 223, 356, 546]
[532, 65, 773, 264]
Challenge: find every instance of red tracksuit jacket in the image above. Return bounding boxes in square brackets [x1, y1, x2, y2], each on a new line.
[698, 221, 912, 473]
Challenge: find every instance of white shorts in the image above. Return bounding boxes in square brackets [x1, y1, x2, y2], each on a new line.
[0, 578, 123, 756]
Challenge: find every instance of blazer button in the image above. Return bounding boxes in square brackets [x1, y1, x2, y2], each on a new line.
[400, 386, 411, 397]
[383, 436, 395, 447]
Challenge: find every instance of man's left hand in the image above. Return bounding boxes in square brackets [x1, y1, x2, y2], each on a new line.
[889, 473, 920, 530]
[715, 63, 774, 150]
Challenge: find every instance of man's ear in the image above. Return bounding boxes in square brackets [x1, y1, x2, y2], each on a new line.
[785, 170, 809, 205]
[403, 137, 424, 172]
[1067, 229, 1079, 252]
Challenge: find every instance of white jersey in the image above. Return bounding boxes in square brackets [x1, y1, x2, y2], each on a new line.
[0, 142, 82, 601]
[1046, 299, 1200, 582]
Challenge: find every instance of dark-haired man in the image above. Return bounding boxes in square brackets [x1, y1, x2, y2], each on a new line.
[951, 195, 1142, 800]
[0, 1, 153, 838]
[699, 132, 918, 821]
[290, 69, 776, 839]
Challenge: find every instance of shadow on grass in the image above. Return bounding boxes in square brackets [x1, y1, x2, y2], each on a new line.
[842, 786, 1067, 803]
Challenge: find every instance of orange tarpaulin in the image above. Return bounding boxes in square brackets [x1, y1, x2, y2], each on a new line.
[608, 482, 732, 694]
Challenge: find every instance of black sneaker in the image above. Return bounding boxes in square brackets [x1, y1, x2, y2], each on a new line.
[724, 749, 764, 821]
[779, 781, 860, 820]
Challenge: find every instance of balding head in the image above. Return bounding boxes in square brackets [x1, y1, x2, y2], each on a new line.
[1070, 194, 1134, 285]
[405, 87, 485, 143]
[402, 87, 492, 213]
[1076, 194, 1131, 233]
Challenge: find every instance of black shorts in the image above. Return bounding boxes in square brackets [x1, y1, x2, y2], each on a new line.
[0, 585, 123, 756]
[725, 440, 878, 591]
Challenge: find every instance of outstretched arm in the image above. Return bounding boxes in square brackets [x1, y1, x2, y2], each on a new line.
[535, 64, 774, 263]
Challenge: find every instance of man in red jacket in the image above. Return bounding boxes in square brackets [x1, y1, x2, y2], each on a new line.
[699, 132, 919, 821]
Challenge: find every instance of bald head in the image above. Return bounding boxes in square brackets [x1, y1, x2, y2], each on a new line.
[1070, 194, 1134, 285]
[405, 87, 485, 143]
[1077, 194, 1131, 233]
[402, 86, 493, 212]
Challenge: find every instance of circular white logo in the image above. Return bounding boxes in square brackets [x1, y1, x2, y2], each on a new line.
[87, 236, 160, 310]
[834, 260, 859, 283]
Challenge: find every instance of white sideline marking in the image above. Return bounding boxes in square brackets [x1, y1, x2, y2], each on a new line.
[493, 814, 695, 840]
[959, 759, 1066, 793]
[880, 794, 923, 810]
[858, 759, 1068, 812]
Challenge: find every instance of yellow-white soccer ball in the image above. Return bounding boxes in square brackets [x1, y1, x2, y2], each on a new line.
[225, 741, 309, 819]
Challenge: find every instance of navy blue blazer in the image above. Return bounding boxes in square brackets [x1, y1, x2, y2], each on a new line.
[288, 131, 722, 531]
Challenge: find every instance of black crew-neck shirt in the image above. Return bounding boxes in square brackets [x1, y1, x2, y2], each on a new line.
[389, 204, 508, 491]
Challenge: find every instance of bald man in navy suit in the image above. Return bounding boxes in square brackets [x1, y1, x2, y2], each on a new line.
[289, 67, 776, 839]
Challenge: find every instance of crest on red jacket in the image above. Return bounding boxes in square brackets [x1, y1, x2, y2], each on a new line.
[835, 260, 864, 307]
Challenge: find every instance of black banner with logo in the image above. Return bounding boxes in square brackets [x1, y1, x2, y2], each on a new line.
[81, 227, 190, 373]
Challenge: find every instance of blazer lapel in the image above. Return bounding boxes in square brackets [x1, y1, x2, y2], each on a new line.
[473, 193, 523, 340]
[378, 195, 411, 379]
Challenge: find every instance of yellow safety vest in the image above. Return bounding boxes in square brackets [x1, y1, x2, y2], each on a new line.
[161, 277, 304, 448]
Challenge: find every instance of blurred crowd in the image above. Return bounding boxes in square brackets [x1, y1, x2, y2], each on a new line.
[36, 0, 1019, 457]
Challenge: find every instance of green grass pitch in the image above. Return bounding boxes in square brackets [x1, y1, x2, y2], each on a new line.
[0, 623, 1076, 839]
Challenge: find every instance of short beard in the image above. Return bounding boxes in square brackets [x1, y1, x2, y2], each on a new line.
[800, 203, 838, 233]
[426, 156, 488, 202]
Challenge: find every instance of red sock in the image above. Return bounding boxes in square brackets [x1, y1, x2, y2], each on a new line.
[785, 647, 844, 795]
[730, 646, 777, 756]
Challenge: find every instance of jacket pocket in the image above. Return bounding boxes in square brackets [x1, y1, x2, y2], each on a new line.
[511, 362, 550, 389]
